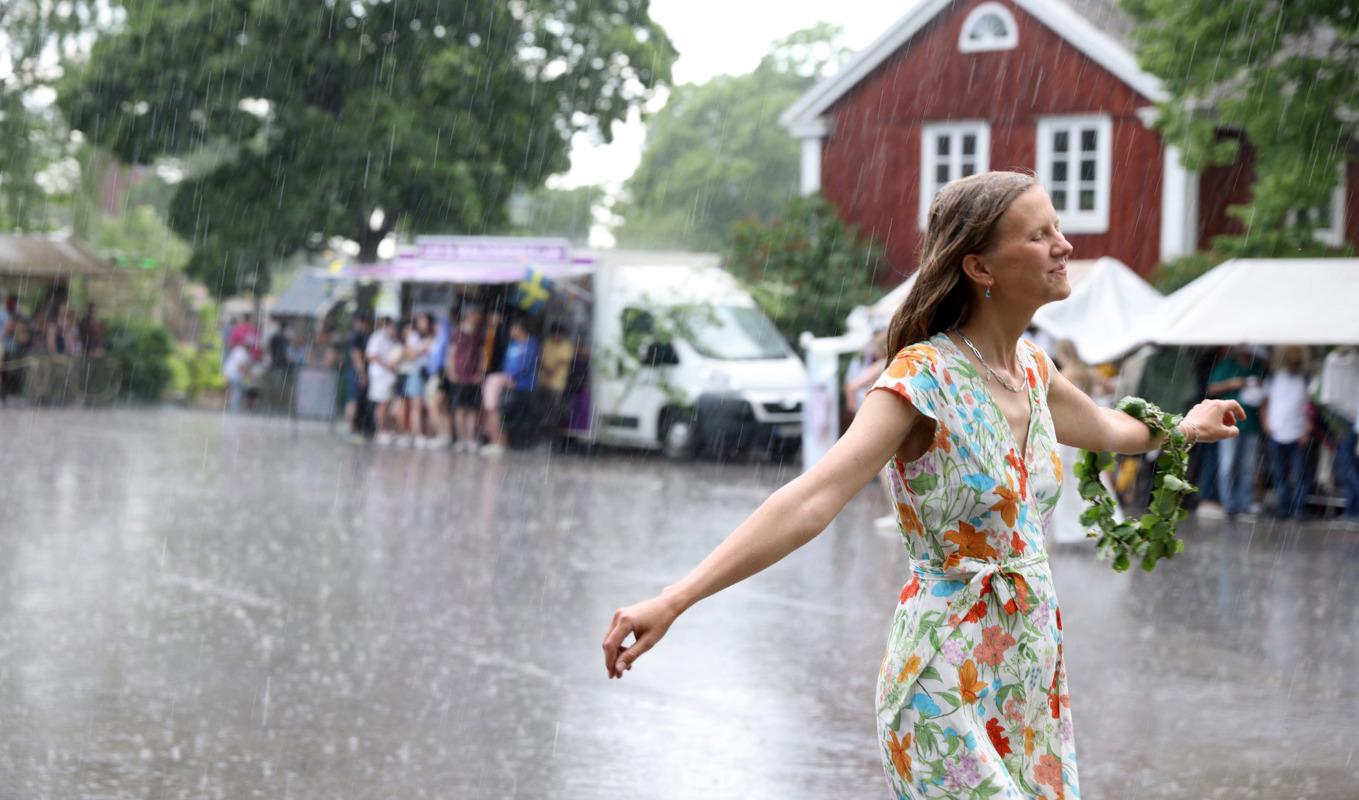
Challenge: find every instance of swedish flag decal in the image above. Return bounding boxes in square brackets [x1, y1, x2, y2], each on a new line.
[513, 267, 554, 313]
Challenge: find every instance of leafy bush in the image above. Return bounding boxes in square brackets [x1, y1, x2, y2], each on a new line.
[107, 321, 174, 402]
[724, 193, 885, 347]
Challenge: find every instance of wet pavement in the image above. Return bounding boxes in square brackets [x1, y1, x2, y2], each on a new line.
[0, 407, 1356, 799]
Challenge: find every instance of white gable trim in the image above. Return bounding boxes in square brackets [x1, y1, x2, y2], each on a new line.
[779, 0, 1165, 134]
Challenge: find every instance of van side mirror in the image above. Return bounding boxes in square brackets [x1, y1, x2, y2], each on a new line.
[640, 341, 680, 367]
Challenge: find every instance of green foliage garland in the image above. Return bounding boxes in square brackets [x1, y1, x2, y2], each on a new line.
[1074, 396, 1196, 573]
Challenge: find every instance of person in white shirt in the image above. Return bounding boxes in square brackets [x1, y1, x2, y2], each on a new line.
[1261, 345, 1313, 520]
[1319, 346, 1359, 520]
[222, 344, 253, 413]
[366, 317, 403, 444]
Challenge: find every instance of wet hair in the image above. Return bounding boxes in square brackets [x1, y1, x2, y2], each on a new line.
[885, 170, 1038, 356]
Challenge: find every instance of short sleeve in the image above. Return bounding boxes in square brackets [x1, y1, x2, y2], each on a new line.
[867, 344, 941, 422]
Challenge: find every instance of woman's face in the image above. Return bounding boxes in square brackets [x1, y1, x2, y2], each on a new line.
[982, 185, 1073, 307]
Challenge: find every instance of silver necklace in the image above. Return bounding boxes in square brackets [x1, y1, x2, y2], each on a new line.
[950, 327, 1026, 393]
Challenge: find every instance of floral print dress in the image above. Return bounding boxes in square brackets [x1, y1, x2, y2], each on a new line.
[868, 331, 1079, 800]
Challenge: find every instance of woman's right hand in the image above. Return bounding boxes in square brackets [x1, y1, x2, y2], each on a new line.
[602, 592, 682, 679]
[1181, 398, 1246, 444]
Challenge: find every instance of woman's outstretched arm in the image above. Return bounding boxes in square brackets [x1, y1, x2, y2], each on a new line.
[602, 389, 924, 679]
[1048, 367, 1246, 453]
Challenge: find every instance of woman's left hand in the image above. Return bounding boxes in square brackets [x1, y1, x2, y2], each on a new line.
[1181, 398, 1247, 444]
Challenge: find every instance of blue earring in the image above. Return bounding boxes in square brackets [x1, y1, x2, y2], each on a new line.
[984, 286, 993, 299]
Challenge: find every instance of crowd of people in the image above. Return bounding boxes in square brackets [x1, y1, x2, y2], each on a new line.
[219, 312, 344, 413]
[0, 291, 108, 402]
[841, 332, 1359, 526]
[1056, 341, 1358, 524]
[339, 302, 582, 454]
[1190, 343, 1359, 523]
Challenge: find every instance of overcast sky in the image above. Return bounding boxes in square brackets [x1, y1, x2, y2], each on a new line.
[555, 0, 909, 194]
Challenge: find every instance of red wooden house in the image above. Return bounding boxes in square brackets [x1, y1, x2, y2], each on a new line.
[780, 0, 1358, 281]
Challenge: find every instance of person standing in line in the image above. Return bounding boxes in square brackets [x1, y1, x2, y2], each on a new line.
[421, 308, 454, 449]
[445, 305, 485, 453]
[565, 340, 593, 436]
[229, 312, 259, 352]
[221, 315, 236, 363]
[343, 315, 373, 439]
[842, 334, 895, 527]
[1046, 339, 1124, 546]
[1318, 345, 1359, 522]
[489, 316, 539, 454]
[0, 293, 16, 345]
[478, 307, 515, 454]
[843, 335, 889, 416]
[78, 303, 106, 357]
[536, 321, 576, 439]
[601, 171, 1246, 800]
[400, 313, 435, 446]
[286, 326, 310, 368]
[46, 303, 83, 356]
[1207, 345, 1269, 521]
[366, 317, 403, 445]
[1260, 345, 1314, 520]
[267, 318, 290, 371]
[222, 340, 254, 413]
[1190, 346, 1229, 516]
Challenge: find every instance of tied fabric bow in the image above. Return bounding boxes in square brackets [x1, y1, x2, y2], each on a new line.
[878, 551, 1048, 729]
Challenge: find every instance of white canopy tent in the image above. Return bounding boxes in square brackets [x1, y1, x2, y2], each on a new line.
[1135, 258, 1359, 346]
[859, 257, 1160, 353]
[802, 257, 1162, 468]
[1031, 257, 1166, 363]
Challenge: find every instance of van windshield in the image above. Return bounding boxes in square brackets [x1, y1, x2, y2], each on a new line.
[676, 305, 789, 360]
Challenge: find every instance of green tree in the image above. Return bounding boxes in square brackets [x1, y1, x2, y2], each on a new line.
[615, 23, 847, 251]
[60, 0, 676, 297]
[1121, 0, 1357, 257]
[0, 0, 103, 230]
[724, 193, 885, 346]
[508, 184, 603, 245]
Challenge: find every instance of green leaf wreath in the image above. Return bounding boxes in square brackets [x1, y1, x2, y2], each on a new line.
[1073, 397, 1197, 572]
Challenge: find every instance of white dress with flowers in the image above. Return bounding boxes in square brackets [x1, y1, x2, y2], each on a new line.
[868, 332, 1079, 800]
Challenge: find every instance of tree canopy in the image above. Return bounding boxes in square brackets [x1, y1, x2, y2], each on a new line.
[724, 193, 884, 346]
[614, 23, 846, 251]
[61, 0, 676, 296]
[0, 0, 105, 231]
[1122, 0, 1357, 257]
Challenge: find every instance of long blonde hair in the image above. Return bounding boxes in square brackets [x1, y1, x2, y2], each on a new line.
[885, 171, 1037, 356]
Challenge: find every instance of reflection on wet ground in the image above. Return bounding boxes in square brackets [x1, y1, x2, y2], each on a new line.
[0, 409, 1355, 798]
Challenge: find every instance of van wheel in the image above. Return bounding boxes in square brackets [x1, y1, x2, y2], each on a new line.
[660, 410, 700, 460]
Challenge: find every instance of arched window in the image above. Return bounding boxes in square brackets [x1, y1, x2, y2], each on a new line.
[959, 3, 1019, 53]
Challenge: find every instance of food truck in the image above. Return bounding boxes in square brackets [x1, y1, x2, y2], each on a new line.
[322, 237, 806, 460]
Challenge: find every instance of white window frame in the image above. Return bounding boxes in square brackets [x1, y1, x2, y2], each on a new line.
[1035, 114, 1112, 234]
[958, 2, 1019, 53]
[919, 121, 991, 230]
[1287, 169, 1346, 246]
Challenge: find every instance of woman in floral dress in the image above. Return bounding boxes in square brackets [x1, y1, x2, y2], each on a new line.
[601, 171, 1245, 798]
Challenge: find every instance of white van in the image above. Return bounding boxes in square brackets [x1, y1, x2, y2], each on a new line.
[572, 253, 807, 459]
